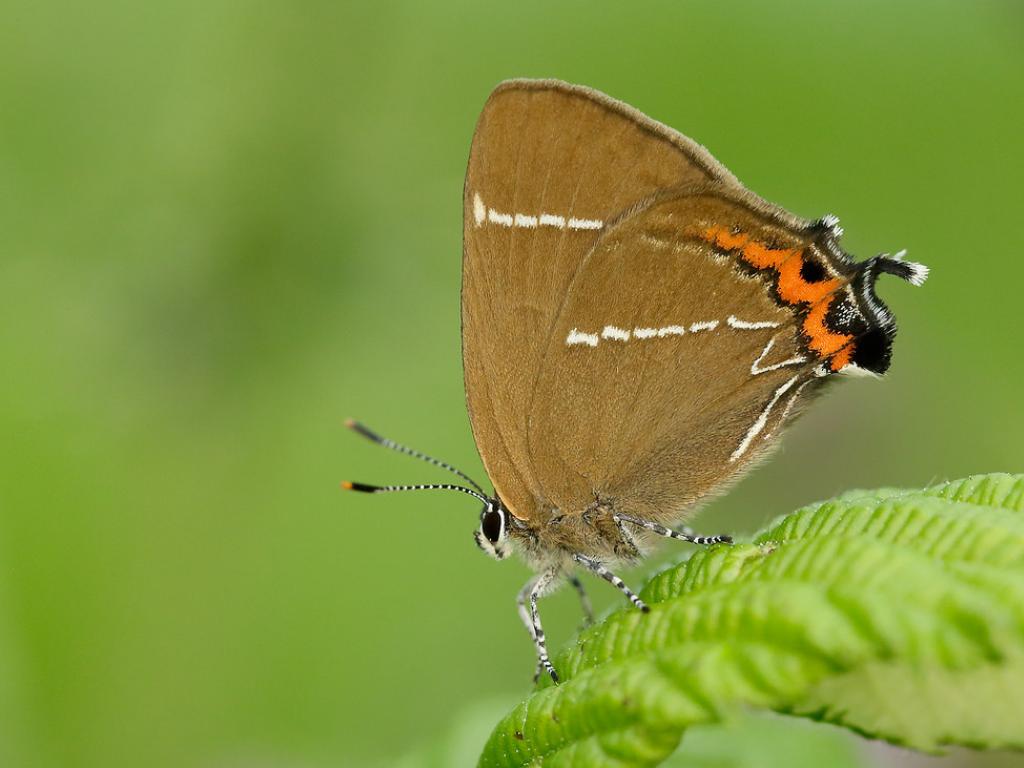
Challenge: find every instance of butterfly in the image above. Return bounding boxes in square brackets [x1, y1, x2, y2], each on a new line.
[343, 79, 927, 683]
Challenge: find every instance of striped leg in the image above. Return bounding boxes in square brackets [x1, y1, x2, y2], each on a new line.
[517, 570, 560, 683]
[573, 554, 649, 613]
[570, 575, 594, 628]
[515, 578, 542, 681]
[614, 513, 733, 546]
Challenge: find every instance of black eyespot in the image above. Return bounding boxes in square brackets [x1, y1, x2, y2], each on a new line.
[480, 506, 503, 543]
[800, 259, 827, 283]
[850, 327, 893, 374]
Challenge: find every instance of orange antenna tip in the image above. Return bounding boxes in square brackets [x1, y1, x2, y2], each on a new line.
[340, 481, 380, 493]
[344, 418, 356, 429]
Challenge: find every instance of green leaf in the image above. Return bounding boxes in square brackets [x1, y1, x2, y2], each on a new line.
[478, 474, 1024, 767]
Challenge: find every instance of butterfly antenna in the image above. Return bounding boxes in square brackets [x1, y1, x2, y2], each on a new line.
[343, 419, 487, 495]
[341, 480, 489, 505]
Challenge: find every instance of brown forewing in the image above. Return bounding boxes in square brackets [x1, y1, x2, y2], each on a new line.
[462, 80, 738, 521]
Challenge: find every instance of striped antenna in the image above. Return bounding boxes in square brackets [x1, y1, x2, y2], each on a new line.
[340, 480, 489, 505]
[343, 419, 488, 496]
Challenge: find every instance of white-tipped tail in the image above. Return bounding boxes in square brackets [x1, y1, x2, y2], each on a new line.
[904, 261, 929, 286]
[878, 250, 930, 286]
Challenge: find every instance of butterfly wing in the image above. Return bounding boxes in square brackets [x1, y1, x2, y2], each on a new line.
[462, 80, 739, 520]
[527, 183, 887, 522]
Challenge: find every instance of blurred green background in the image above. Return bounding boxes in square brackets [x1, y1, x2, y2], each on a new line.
[1, 1, 1021, 766]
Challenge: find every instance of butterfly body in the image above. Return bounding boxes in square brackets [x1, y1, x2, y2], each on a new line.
[494, 497, 654, 569]
[345, 79, 926, 683]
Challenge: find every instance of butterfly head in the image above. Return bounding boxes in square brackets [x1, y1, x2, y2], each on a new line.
[474, 498, 510, 560]
[343, 420, 518, 561]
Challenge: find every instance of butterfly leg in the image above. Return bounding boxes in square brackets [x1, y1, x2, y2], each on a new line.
[517, 569, 561, 683]
[569, 574, 594, 628]
[515, 578, 544, 682]
[614, 513, 732, 546]
[572, 553, 649, 613]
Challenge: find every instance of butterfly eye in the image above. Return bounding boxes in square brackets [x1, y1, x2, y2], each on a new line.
[480, 505, 504, 543]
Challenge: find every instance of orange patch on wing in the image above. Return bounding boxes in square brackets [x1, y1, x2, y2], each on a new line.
[700, 226, 794, 268]
[699, 225, 856, 369]
[803, 298, 852, 357]
[829, 344, 854, 372]
[700, 226, 840, 306]
[776, 253, 841, 305]
[741, 240, 794, 270]
[702, 226, 750, 251]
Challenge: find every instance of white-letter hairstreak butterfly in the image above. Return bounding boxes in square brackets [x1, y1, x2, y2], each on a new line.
[343, 79, 928, 683]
